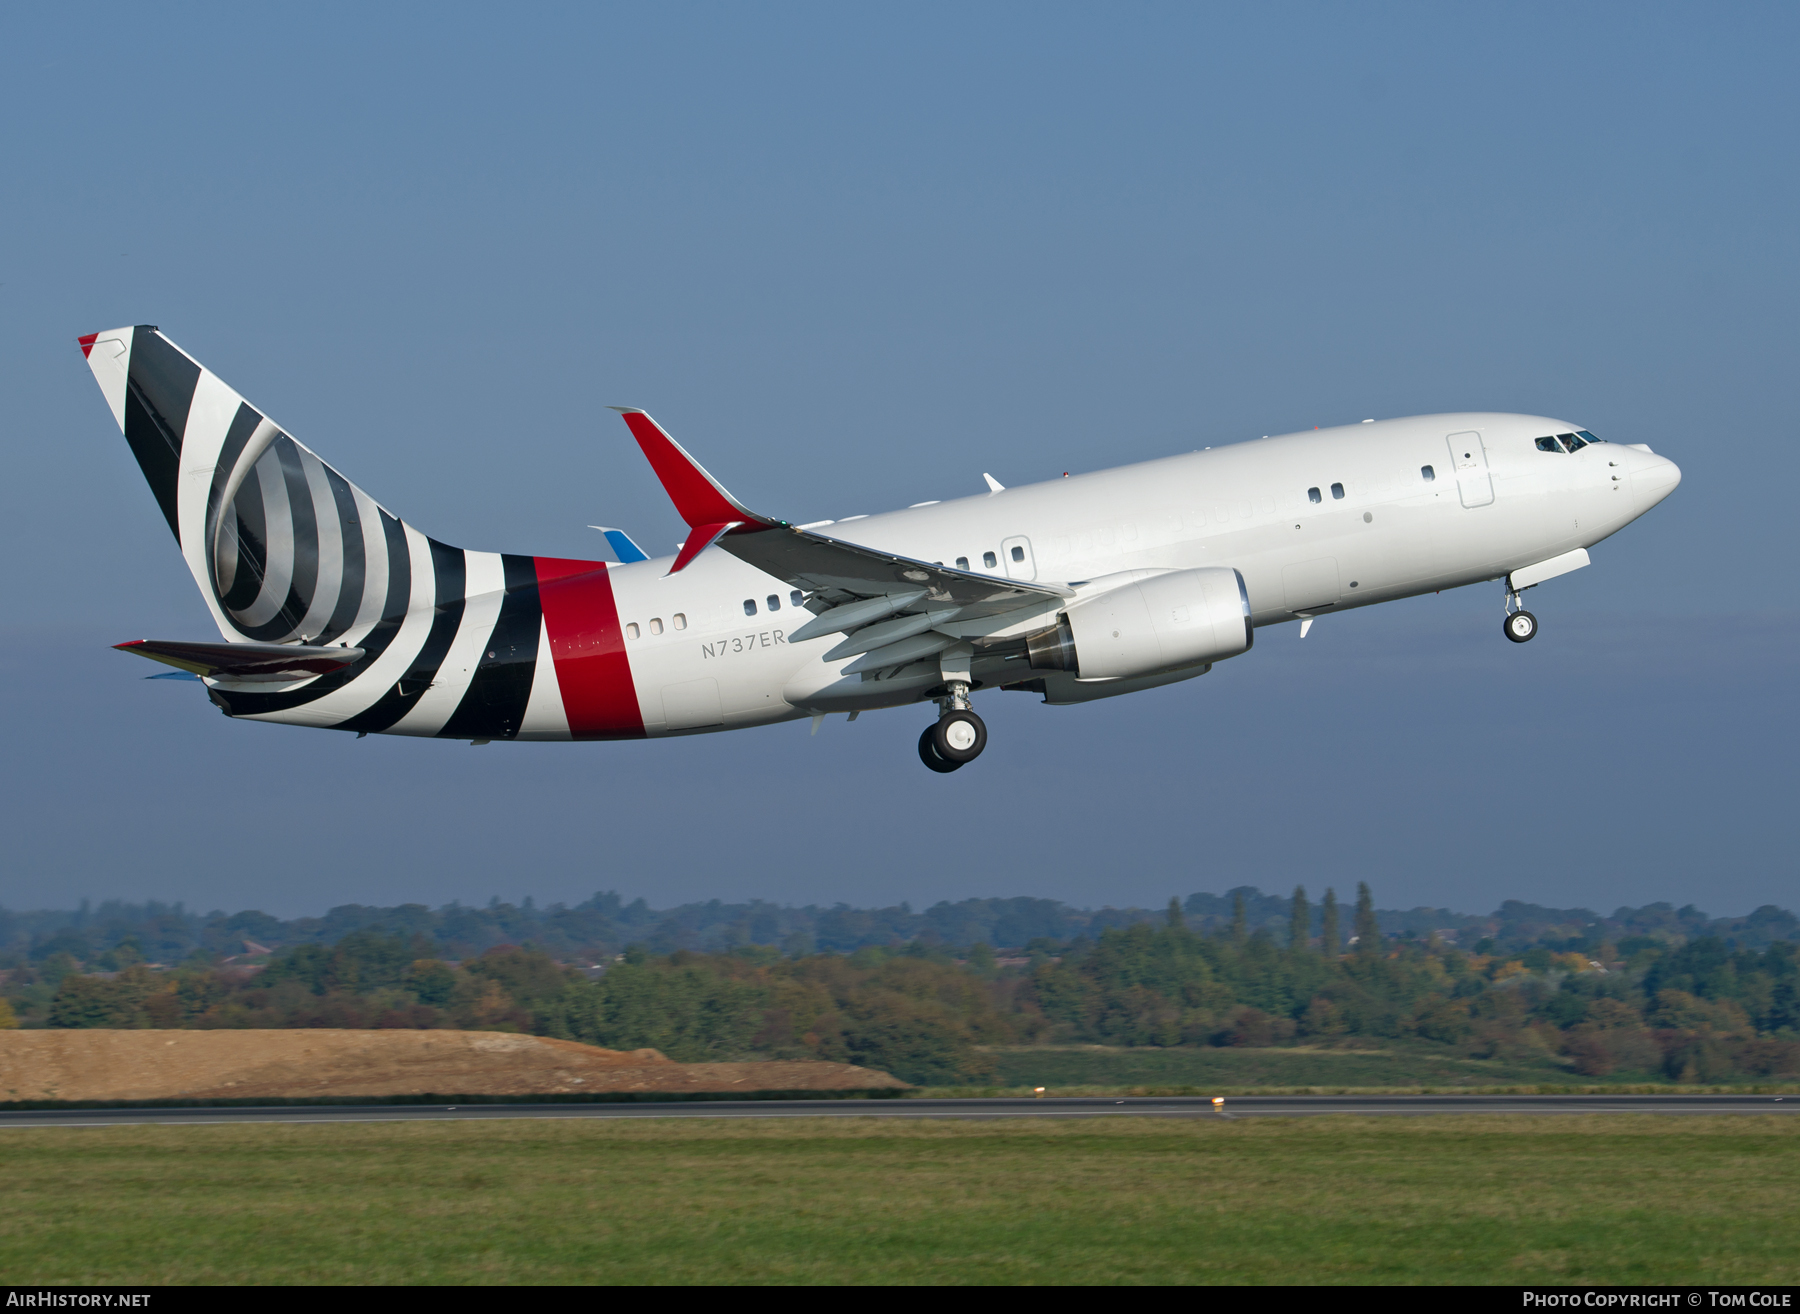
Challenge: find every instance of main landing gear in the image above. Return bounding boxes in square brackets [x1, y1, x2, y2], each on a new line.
[1503, 587, 1538, 643]
[918, 684, 988, 773]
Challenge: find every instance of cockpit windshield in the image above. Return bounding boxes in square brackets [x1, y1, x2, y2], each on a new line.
[1535, 431, 1602, 454]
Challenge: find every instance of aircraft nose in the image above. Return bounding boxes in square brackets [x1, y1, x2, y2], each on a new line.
[1636, 453, 1681, 510]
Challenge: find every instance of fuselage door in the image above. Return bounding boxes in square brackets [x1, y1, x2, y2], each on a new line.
[1001, 535, 1037, 581]
[1446, 431, 1494, 508]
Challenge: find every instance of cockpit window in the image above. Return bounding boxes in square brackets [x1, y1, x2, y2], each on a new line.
[1577, 430, 1604, 444]
[1535, 436, 1562, 453]
[1559, 432, 1587, 452]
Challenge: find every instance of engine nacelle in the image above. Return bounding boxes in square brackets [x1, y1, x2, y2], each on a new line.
[1027, 567, 1252, 680]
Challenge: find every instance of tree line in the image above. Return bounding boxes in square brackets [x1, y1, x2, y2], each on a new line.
[7, 884, 1795, 1087]
[4, 887, 1793, 969]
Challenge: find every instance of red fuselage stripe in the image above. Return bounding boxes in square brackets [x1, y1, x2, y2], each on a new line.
[533, 557, 645, 739]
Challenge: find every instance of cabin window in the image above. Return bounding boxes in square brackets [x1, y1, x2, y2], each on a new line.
[649, 617, 663, 635]
[983, 551, 997, 568]
[743, 599, 757, 616]
[673, 613, 687, 631]
[1421, 465, 1435, 481]
[767, 594, 781, 612]
[1308, 487, 1322, 503]
[1331, 483, 1344, 500]
[1011, 545, 1025, 562]
[790, 590, 803, 607]
[955, 557, 969, 570]
[1535, 436, 1562, 453]
[626, 623, 640, 639]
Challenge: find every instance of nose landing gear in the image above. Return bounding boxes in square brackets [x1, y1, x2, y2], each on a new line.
[918, 683, 988, 772]
[1504, 588, 1538, 643]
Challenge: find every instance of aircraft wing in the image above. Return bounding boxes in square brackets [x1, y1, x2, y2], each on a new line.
[615, 409, 1072, 622]
[115, 639, 366, 683]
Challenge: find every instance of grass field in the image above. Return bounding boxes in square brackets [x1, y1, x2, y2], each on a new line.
[1, 1115, 1795, 1284]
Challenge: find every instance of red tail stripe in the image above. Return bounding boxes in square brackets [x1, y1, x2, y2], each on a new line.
[533, 557, 645, 740]
[78, 333, 98, 359]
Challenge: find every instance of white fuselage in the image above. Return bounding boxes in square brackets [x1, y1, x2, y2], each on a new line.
[602, 412, 1680, 735]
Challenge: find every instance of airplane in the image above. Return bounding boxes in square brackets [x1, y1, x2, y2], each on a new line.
[81, 325, 1681, 772]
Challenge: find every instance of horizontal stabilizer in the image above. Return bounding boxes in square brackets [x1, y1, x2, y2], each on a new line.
[115, 639, 366, 683]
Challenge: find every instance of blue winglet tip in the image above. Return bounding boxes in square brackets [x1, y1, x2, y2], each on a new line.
[591, 526, 649, 564]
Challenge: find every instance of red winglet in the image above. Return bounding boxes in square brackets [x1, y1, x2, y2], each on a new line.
[78, 333, 98, 359]
[615, 409, 767, 531]
[669, 521, 741, 574]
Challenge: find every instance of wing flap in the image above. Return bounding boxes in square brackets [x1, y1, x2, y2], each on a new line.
[787, 590, 927, 643]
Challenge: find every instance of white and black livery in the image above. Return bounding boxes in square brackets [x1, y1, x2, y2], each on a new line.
[81, 325, 1681, 771]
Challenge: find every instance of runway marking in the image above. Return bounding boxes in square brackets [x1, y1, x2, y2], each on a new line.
[0, 1095, 1793, 1129]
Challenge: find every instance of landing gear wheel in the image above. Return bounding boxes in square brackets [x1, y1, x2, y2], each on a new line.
[1505, 610, 1538, 643]
[918, 725, 963, 773]
[932, 709, 987, 764]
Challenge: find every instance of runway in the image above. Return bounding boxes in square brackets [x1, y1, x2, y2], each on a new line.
[0, 1093, 1792, 1128]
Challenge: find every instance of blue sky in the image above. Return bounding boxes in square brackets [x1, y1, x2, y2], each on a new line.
[2, 4, 1795, 918]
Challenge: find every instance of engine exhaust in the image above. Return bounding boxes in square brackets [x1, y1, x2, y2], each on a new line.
[1026, 616, 1078, 672]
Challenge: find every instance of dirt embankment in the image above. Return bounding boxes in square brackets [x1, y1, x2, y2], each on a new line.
[0, 1030, 907, 1101]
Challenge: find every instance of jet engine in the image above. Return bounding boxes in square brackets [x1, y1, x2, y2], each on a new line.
[1026, 567, 1252, 680]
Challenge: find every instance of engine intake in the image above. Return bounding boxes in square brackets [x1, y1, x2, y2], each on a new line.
[1027, 567, 1252, 680]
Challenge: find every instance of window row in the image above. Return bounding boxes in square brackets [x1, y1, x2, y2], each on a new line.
[743, 590, 806, 617]
[1306, 467, 1438, 502]
[950, 548, 1020, 570]
[626, 614, 684, 640]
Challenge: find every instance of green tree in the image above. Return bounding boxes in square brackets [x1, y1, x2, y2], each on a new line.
[409, 959, 458, 1008]
[1320, 889, 1340, 957]
[1354, 882, 1379, 955]
[0, 997, 17, 1029]
[1289, 886, 1310, 952]
[1166, 897, 1184, 930]
[841, 991, 995, 1086]
[463, 945, 570, 1012]
[1231, 894, 1247, 944]
[48, 966, 156, 1028]
[557, 960, 763, 1061]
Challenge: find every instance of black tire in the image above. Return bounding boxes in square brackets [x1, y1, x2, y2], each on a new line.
[918, 725, 962, 773]
[1505, 610, 1538, 643]
[932, 709, 988, 764]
